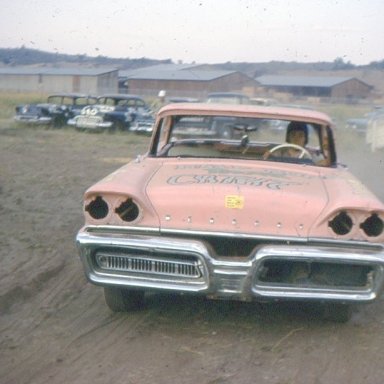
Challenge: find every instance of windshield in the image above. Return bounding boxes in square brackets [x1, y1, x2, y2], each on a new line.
[154, 113, 328, 166]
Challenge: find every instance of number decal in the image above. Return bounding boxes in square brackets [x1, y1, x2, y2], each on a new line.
[225, 195, 244, 209]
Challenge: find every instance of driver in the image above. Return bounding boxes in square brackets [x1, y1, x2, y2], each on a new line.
[285, 121, 327, 166]
[263, 121, 327, 165]
[285, 121, 308, 157]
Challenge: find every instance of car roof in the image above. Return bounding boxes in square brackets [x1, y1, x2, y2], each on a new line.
[207, 92, 249, 97]
[157, 102, 333, 126]
[48, 93, 95, 98]
[97, 94, 145, 100]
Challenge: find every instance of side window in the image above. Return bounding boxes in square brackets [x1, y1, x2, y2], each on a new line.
[76, 97, 86, 106]
[48, 96, 61, 104]
[154, 117, 171, 154]
[62, 97, 72, 106]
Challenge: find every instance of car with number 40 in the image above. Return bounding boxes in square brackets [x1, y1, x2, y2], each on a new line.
[67, 94, 154, 132]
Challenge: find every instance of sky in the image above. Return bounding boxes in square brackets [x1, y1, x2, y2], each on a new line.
[1, 0, 383, 65]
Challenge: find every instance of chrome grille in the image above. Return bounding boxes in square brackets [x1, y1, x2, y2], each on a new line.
[95, 251, 202, 278]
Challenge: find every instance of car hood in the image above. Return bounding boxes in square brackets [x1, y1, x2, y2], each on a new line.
[145, 159, 332, 237]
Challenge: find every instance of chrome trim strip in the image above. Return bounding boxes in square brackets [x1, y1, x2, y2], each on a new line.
[85, 225, 161, 234]
[83, 225, 383, 250]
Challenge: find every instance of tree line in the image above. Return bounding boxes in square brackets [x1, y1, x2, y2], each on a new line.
[1, 46, 383, 73]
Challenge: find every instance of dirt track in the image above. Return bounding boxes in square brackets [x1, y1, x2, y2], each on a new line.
[1, 124, 384, 384]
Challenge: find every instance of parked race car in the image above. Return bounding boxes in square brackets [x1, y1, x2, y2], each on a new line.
[346, 107, 384, 133]
[206, 92, 251, 105]
[14, 93, 97, 128]
[67, 94, 154, 132]
[76, 103, 384, 322]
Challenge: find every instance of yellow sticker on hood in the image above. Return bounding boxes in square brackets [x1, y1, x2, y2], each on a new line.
[225, 195, 244, 209]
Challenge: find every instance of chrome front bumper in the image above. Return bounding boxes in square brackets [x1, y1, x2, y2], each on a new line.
[67, 117, 113, 129]
[14, 116, 52, 125]
[76, 227, 384, 303]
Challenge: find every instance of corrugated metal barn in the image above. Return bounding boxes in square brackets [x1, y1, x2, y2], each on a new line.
[119, 64, 258, 98]
[255, 75, 373, 100]
[0, 67, 118, 94]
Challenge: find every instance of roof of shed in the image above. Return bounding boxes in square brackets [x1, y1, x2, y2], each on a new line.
[130, 63, 204, 72]
[120, 64, 241, 81]
[0, 67, 118, 76]
[256, 75, 357, 87]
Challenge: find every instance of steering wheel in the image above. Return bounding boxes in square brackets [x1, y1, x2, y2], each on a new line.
[264, 143, 313, 160]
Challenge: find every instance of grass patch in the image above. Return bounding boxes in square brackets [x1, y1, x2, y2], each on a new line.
[0, 91, 48, 119]
[315, 102, 372, 128]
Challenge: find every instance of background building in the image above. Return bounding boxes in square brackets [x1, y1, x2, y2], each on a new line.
[119, 64, 259, 98]
[256, 75, 373, 101]
[0, 67, 118, 94]
[0, 64, 375, 103]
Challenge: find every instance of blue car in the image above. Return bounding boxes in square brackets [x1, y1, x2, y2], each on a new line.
[68, 94, 154, 132]
[14, 93, 97, 128]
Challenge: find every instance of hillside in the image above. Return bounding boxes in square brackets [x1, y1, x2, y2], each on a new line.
[2, 47, 383, 72]
[0, 47, 172, 69]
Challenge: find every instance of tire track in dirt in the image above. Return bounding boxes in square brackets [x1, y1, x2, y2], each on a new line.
[0, 259, 66, 313]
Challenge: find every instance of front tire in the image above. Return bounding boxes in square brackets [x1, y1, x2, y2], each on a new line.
[113, 120, 126, 132]
[104, 287, 145, 312]
[52, 116, 65, 128]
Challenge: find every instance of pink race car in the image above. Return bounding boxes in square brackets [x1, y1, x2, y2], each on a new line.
[77, 103, 384, 322]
